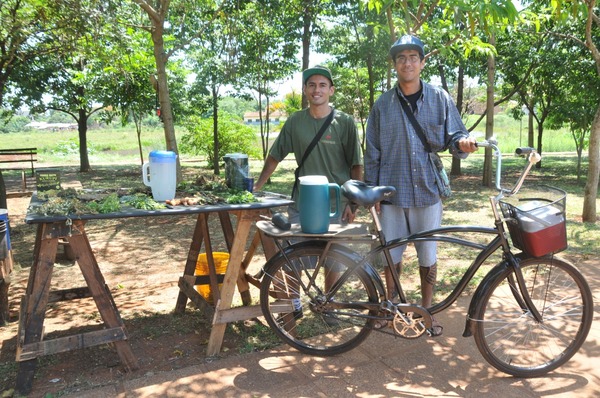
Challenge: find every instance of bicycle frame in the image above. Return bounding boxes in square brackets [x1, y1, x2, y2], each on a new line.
[319, 222, 507, 321]
[321, 140, 545, 327]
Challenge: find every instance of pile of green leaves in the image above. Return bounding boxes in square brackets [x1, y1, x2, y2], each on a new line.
[120, 194, 166, 210]
[31, 184, 254, 217]
[32, 191, 166, 216]
[86, 193, 121, 214]
[33, 197, 92, 216]
[225, 190, 257, 204]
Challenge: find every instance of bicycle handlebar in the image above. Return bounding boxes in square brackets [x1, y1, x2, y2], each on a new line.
[476, 139, 541, 199]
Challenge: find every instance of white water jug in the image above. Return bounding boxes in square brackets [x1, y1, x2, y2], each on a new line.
[142, 150, 177, 201]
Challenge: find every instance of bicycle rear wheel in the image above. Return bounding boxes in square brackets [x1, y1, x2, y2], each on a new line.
[260, 241, 380, 356]
[472, 256, 593, 377]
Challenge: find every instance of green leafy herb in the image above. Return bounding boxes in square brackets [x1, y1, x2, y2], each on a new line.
[120, 194, 166, 210]
[34, 197, 93, 216]
[226, 191, 257, 204]
[87, 193, 121, 214]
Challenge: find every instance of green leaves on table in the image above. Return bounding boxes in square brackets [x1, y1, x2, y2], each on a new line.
[120, 194, 166, 210]
[225, 191, 257, 204]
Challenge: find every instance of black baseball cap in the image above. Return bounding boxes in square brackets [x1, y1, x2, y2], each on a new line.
[389, 35, 425, 60]
[302, 65, 334, 85]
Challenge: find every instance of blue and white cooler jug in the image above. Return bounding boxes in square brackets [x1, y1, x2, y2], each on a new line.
[142, 150, 177, 201]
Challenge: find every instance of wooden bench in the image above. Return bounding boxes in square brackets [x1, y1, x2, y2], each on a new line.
[0, 148, 37, 191]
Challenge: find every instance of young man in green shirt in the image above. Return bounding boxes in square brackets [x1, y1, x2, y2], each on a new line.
[255, 65, 362, 303]
[255, 65, 363, 223]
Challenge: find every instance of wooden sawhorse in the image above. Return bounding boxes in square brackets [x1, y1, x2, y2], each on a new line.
[15, 220, 138, 395]
[174, 208, 278, 356]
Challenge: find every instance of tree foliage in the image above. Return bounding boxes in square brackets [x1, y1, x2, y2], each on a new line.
[532, 0, 600, 222]
[180, 113, 260, 169]
[233, 0, 298, 162]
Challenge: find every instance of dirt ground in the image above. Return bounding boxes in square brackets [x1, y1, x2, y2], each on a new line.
[0, 169, 280, 397]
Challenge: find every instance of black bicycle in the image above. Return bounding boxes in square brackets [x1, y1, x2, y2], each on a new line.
[257, 140, 593, 377]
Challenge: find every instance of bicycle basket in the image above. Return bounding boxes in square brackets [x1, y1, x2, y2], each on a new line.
[499, 185, 567, 257]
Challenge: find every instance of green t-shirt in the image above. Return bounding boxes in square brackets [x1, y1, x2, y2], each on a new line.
[269, 108, 363, 203]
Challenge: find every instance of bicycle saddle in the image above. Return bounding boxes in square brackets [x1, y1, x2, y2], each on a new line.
[341, 180, 396, 207]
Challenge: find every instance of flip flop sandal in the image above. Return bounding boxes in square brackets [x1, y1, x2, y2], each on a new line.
[429, 319, 444, 337]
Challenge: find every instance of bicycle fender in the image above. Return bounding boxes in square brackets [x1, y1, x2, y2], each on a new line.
[321, 242, 387, 299]
[462, 261, 510, 337]
[359, 261, 386, 298]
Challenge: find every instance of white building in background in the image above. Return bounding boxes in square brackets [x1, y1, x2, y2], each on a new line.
[243, 110, 286, 125]
[25, 121, 77, 131]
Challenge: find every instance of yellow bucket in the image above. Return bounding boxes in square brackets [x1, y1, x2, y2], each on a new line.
[195, 252, 229, 304]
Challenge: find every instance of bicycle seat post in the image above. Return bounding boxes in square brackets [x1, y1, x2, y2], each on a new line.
[369, 205, 388, 246]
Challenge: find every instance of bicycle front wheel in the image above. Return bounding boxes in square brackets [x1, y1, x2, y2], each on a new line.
[260, 241, 380, 356]
[472, 256, 593, 377]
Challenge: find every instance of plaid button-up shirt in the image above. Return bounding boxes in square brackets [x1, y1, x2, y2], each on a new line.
[365, 81, 469, 208]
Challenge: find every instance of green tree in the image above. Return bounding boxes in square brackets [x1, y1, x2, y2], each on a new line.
[103, 31, 158, 165]
[516, 40, 564, 166]
[535, 0, 600, 222]
[186, 7, 237, 175]
[280, 0, 336, 109]
[180, 113, 260, 169]
[283, 90, 302, 116]
[132, 0, 223, 179]
[10, 3, 122, 172]
[318, 1, 391, 152]
[234, 0, 298, 162]
[0, 0, 85, 207]
[219, 96, 256, 120]
[318, 7, 387, 97]
[544, 31, 600, 181]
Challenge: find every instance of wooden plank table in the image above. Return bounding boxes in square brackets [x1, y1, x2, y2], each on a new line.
[17, 194, 291, 395]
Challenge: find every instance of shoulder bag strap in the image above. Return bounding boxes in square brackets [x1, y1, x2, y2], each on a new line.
[396, 89, 432, 153]
[291, 109, 336, 196]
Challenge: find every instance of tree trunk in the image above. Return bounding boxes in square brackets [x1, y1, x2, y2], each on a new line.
[301, 0, 312, 109]
[135, 111, 144, 165]
[386, 8, 395, 90]
[483, 35, 495, 187]
[212, 85, 219, 175]
[265, 95, 271, 152]
[451, 63, 465, 177]
[582, 105, 600, 222]
[0, 172, 6, 210]
[258, 91, 266, 159]
[78, 106, 91, 173]
[366, 25, 375, 108]
[150, 20, 182, 181]
[536, 118, 545, 169]
[528, 109, 535, 147]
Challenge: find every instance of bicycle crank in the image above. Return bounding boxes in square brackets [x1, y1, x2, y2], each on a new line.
[392, 304, 433, 339]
